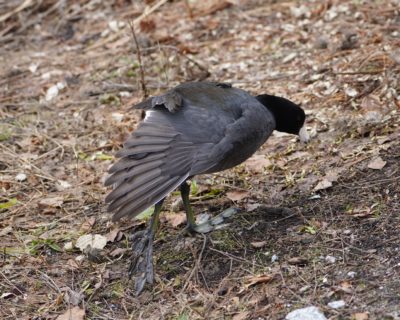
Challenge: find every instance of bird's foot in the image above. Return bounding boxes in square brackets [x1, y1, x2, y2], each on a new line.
[128, 228, 155, 295]
[188, 207, 239, 234]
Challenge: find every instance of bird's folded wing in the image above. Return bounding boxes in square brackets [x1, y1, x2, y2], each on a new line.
[105, 119, 194, 221]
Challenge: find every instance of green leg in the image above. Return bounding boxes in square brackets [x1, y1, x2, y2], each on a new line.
[180, 181, 196, 230]
[180, 181, 240, 234]
[129, 199, 164, 295]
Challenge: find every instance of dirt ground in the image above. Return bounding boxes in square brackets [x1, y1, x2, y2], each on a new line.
[1, 0, 400, 319]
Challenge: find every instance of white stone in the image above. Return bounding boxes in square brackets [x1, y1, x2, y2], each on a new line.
[327, 300, 346, 309]
[286, 306, 327, 320]
[15, 173, 27, 182]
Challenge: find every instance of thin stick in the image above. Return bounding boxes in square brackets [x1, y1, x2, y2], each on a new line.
[0, 0, 33, 23]
[128, 21, 148, 100]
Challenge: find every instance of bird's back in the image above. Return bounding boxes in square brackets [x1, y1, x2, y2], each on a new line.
[105, 82, 275, 220]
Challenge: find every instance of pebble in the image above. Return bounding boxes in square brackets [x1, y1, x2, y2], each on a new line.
[286, 306, 327, 320]
[328, 300, 346, 309]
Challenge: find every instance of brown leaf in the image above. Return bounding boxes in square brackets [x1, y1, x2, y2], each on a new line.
[367, 156, 386, 170]
[338, 280, 353, 294]
[232, 311, 250, 320]
[38, 196, 64, 208]
[80, 217, 96, 232]
[109, 248, 127, 257]
[106, 228, 121, 242]
[164, 212, 187, 228]
[245, 274, 274, 289]
[288, 257, 308, 266]
[346, 206, 373, 218]
[244, 154, 271, 172]
[314, 178, 332, 191]
[250, 241, 267, 248]
[352, 312, 369, 320]
[140, 19, 156, 33]
[67, 259, 79, 269]
[56, 306, 85, 320]
[226, 190, 249, 202]
[246, 202, 261, 212]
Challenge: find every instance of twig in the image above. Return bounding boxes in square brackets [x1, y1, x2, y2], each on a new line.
[37, 270, 62, 294]
[0, 0, 33, 23]
[180, 234, 207, 294]
[128, 21, 148, 100]
[134, 0, 169, 25]
[0, 270, 24, 295]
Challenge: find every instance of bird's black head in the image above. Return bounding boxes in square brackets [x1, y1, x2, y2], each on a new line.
[256, 94, 308, 142]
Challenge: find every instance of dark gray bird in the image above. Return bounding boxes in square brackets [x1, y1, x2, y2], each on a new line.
[105, 81, 308, 294]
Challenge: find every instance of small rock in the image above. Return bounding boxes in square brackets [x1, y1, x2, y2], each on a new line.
[75, 255, 85, 262]
[315, 37, 328, 49]
[345, 87, 358, 97]
[271, 254, 279, 263]
[15, 173, 27, 182]
[327, 300, 346, 309]
[64, 242, 74, 251]
[56, 180, 72, 191]
[29, 63, 39, 73]
[347, 271, 357, 278]
[325, 255, 336, 264]
[286, 306, 327, 320]
[111, 112, 124, 123]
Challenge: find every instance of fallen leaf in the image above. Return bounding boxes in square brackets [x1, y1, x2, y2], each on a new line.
[246, 202, 261, 212]
[244, 154, 271, 172]
[135, 206, 154, 220]
[109, 248, 127, 257]
[346, 206, 374, 218]
[56, 306, 85, 320]
[67, 259, 79, 269]
[226, 190, 249, 202]
[80, 217, 96, 232]
[56, 180, 72, 191]
[75, 234, 107, 252]
[0, 199, 17, 210]
[367, 156, 386, 170]
[325, 169, 340, 183]
[314, 178, 332, 191]
[232, 311, 250, 320]
[0, 226, 12, 236]
[106, 228, 121, 242]
[288, 257, 308, 266]
[62, 288, 84, 306]
[338, 280, 353, 294]
[250, 241, 267, 248]
[352, 312, 369, 320]
[164, 212, 187, 227]
[38, 196, 64, 208]
[245, 274, 274, 289]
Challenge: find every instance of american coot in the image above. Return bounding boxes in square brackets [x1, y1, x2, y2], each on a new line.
[105, 81, 308, 294]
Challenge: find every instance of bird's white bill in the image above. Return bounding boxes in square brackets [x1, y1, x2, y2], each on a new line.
[299, 125, 309, 143]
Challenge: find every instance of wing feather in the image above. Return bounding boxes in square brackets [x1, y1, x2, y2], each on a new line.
[106, 111, 195, 220]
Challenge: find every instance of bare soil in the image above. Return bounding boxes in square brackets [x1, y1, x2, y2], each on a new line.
[1, 0, 399, 319]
